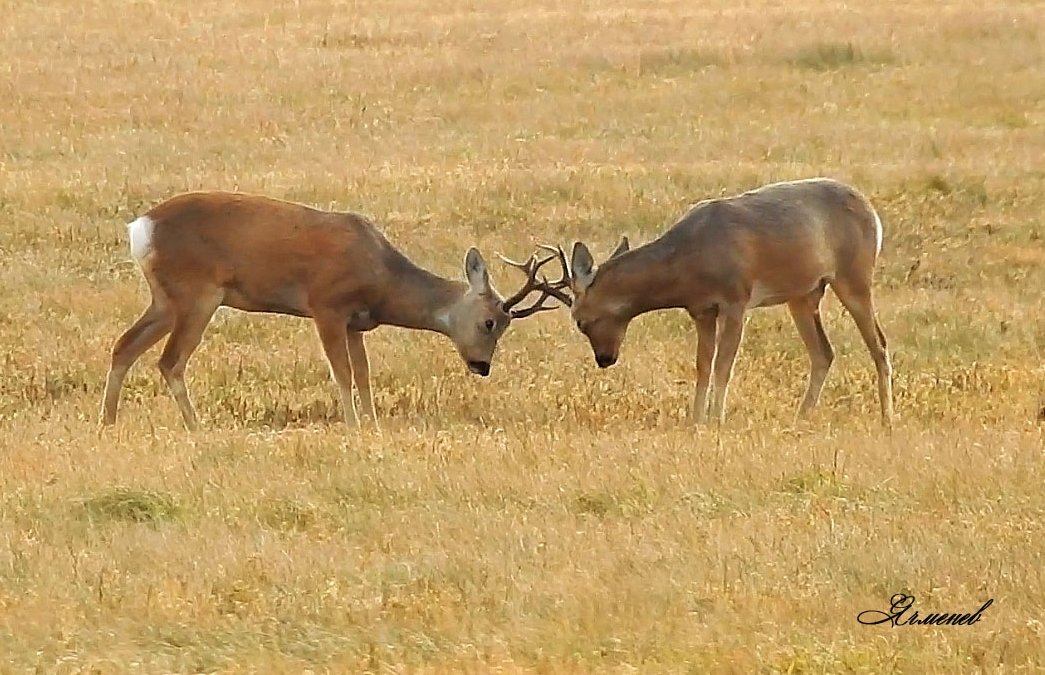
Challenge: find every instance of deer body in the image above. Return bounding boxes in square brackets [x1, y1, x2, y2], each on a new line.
[101, 192, 554, 430]
[137, 193, 458, 323]
[561, 177, 894, 426]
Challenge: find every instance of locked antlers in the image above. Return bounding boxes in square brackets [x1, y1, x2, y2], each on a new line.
[497, 245, 573, 318]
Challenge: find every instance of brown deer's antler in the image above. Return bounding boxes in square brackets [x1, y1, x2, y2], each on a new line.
[536, 244, 571, 291]
[497, 246, 573, 318]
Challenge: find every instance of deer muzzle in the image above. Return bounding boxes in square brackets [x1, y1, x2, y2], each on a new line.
[467, 360, 491, 377]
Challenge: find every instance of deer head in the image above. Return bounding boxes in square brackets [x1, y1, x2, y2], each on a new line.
[568, 237, 631, 368]
[499, 239, 632, 369]
[445, 247, 570, 376]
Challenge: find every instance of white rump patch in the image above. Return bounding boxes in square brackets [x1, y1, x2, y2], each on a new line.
[872, 209, 883, 257]
[127, 215, 155, 262]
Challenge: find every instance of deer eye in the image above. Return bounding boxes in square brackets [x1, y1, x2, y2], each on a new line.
[484, 319, 495, 332]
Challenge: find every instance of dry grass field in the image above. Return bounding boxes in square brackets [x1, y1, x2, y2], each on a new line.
[2, 0, 1044, 672]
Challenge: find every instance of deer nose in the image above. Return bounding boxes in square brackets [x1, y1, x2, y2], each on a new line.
[467, 360, 491, 377]
[595, 353, 617, 368]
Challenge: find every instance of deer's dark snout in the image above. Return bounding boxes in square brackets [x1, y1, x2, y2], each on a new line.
[467, 360, 491, 377]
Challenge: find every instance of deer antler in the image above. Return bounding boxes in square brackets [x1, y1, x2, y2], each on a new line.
[496, 248, 574, 318]
[536, 244, 571, 291]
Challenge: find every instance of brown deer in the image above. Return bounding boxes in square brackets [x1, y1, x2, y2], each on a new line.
[517, 177, 895, 426]
[100, 191, 564, 430]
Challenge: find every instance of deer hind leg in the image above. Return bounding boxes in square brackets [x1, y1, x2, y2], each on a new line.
[708, 307, 746, 425]
[313, 314, 358, 426]
[831, 279, 894, 427]
[787, 284, 834, 419]
[690, 310, 718, 424]
[346, 331, 377, 426]
[157, 287, 223, 431]
[100, 301, 173, 425]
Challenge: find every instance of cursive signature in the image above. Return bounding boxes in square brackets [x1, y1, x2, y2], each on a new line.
[857, 594, 993, 626]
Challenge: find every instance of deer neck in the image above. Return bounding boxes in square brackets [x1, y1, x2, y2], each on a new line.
[374, 249, 466, 335]
[597, 242, 692, 317]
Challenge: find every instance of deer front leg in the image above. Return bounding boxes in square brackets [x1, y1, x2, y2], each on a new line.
[690, 309, 718, 424]
[708, 307, 746, 425]
[313, 314, 358, 427]
[346, 331, 378, 427]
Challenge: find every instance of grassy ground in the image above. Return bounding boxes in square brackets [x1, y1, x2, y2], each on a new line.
[1, 0, 1043, 672]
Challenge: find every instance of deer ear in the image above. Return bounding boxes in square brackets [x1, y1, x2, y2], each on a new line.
[608, 236, 630, 260]
[571, 242, 596, 292]
[464, 247, 491, 294]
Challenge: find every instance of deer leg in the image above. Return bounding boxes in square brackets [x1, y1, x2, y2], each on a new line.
[313, 314, 358, 426]
[832, 280, 894, 427]
[690, 310, 718, 424]
[787, 285, 834, 418]
[708, 307, 746, 425]
[157, 290, 222, 431]
[346, 331, 377, 426]
[100, 301, 173, 425]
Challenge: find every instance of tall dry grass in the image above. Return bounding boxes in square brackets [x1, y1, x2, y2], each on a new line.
[1, 0, 1043, 672]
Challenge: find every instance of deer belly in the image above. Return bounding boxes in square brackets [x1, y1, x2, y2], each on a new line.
[346, 308, 379, 332]
[746, 279, 822, 309]
[223, 282, 310, 317]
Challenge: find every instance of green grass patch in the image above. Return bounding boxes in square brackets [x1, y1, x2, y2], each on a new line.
[76, 487, 181, 524]
[780, 469, 848, 497]
[788, 42, 897, 70]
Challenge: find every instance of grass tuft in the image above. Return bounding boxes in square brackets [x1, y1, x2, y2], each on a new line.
[781, 469, 848, 497]
[76, 487, 181, 524]
[637, 47, 723, 75]
[258, 498, 323, 532]
[788, 42, 896, 70]
[573, 491, 616, 517]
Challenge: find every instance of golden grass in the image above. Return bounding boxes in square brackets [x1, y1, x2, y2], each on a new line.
[1, 0, 1044, 671]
